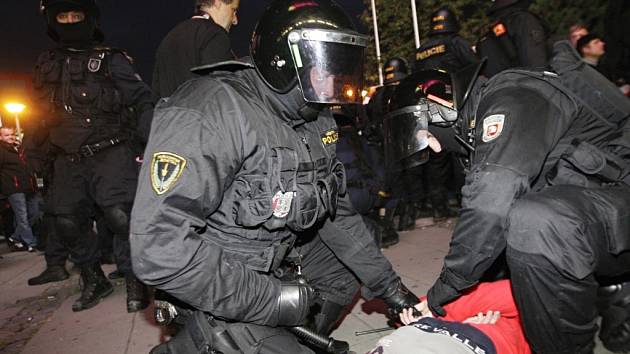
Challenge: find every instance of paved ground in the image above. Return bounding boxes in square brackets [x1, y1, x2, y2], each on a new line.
[0, 218, 614, 354]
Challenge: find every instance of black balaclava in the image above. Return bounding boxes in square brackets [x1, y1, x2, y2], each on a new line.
[47, 4, 98, 48]
[242, 61, 326, 125]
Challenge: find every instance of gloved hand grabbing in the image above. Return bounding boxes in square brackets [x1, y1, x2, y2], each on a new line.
[381, 278, 420, 319]
[276, 278, 317, 326]
[426, 277, 461, 317]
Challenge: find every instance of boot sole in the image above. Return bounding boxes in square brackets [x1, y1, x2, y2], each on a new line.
[28, 274, 70, 286]
[72, 285, 114, 312]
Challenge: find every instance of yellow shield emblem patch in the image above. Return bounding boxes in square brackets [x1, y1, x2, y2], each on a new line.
[151, 152, 187, 195]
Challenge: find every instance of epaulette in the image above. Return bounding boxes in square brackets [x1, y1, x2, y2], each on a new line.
[92, 46, 135, 64]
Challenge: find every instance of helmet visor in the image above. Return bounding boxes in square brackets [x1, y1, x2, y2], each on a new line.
[288, 29, 368, 104]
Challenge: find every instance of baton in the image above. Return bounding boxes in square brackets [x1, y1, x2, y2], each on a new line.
[354, 327, 395, 336]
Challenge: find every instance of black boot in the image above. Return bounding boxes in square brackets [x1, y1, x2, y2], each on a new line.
[378, 208, 399, 248]
[126, 273, 150, 313]
[396, 203, 416, 231]
[28, 265, 69, 286]
[431, 195, 457, 222]
[108, 269, 125, 280]
[72, 263, 113, 312]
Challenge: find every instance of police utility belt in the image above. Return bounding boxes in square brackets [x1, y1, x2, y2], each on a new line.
[67, 137, 125, 161]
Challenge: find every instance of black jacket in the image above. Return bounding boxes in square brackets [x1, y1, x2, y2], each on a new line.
[431, 69, 630, 296]
[130, 61, 399, 325]
[415, 33, 479, 73]
[0, 142, 36, 196]
[477, 7, 548, 77]
[152, 17, 233, 99]
[33, 46, 154, 153]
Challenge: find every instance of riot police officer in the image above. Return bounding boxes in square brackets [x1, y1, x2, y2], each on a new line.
[384, 61, 630, 353]
[413, 6, 475, 221]
[365, 58, 422, 230]
[131, 1, 419, 353]
[477, 0, 548, 77]
[332, 105, 399, 248]
[415, 6, 479, 73]
[34, 0, 152, 312]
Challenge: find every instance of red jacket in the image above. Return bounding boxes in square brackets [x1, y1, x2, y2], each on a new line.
[439, 280, 531, 354]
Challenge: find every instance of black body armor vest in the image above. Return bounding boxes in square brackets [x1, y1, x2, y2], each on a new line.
[34, 47, 126, 152]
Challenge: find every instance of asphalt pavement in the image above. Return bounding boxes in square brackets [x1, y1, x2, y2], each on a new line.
[0, 218, 614, 354]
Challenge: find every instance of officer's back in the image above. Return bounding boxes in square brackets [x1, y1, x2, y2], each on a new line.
[415, 6, 479, 73]
[476, 0, 548, 77]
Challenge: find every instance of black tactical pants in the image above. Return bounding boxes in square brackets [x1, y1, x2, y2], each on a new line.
[505, 184, 630, 354]
[49, 144, 138, 267]
[42, 213, 69, 266]
[164, 233, 362, 354]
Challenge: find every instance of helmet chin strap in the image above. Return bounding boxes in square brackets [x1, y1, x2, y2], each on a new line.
[298, 102, 325, 122]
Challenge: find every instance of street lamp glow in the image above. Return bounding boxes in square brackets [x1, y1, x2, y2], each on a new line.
[5, 103, 25, 114]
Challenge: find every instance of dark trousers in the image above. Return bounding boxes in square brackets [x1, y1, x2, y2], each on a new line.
[167, 233, 361, 354]
[49, 145, 137, 266]
[42, 213, 69, 266]
[505, 184, 630, 354]
[226, 233, 360, 353]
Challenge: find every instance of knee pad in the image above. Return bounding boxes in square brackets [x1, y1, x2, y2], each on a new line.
[55, 215, 88, 237]
[102, 204, 131, 236]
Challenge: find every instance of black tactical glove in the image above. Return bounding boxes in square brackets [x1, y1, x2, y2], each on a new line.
[277, 279, 317, 326]
[427, 277, 461, 317]
[381, 278, 420, 319]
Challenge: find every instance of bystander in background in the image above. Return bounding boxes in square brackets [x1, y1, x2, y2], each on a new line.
[152, 0, 240, 99]
[0, 127, 39, 252]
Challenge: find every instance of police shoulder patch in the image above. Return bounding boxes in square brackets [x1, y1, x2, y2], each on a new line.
[482, 114, 505, 143]
[321, 130, 339, 146]
[493, 22, 507, 36]
[151, 152, 187, 195]
[87, 58, 102, 72]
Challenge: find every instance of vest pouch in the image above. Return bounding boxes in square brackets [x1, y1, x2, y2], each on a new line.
[234, 176, 273, 228]
[286, 182, 320, 232]
[564, 141, 607, 175]
[71, 85, 99, 106]
[99, 87, 122, 113]
[263, 147, 299, 231]
[331, 160, 347, 196]
[317, 174, 339, 218]
[546, 160, 597, 188]
[68, 57, 86, 81]
[36, 61, 61, 86]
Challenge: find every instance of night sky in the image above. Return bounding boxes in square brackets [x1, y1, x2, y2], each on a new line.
[0, 0, 367, 83]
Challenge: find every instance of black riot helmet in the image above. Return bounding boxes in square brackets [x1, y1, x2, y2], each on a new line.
[250, 0, 368, 104]
[383, 57, 409, 85]
[383, 63, 483, 169]
[40, 0, 104, 44]
[428, 7, 460, 36]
